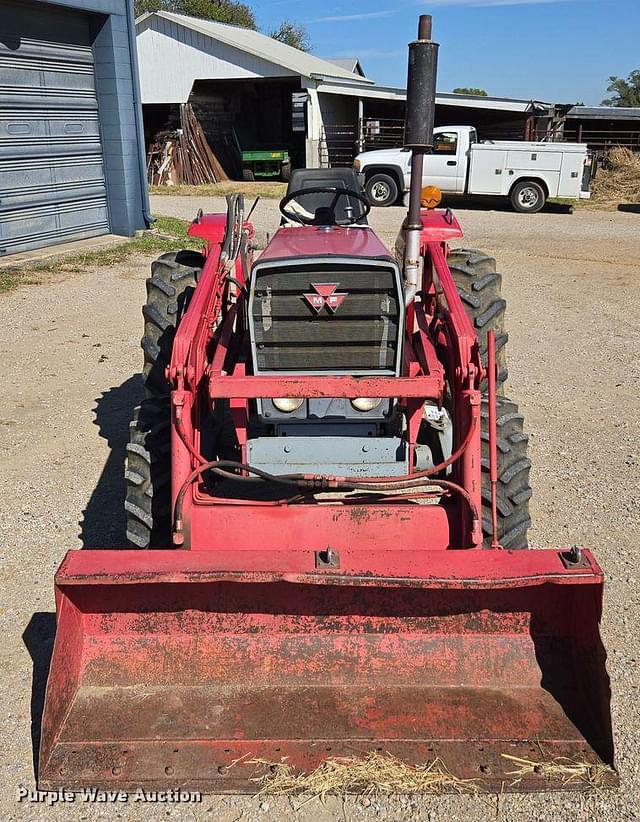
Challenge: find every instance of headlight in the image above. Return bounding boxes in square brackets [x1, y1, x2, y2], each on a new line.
[351, 397, 382, 412]
[272, 397, 304, 413]
[353, 159, 361, 172]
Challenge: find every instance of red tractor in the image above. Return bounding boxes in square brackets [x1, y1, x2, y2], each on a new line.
[39, 16, 615, 793]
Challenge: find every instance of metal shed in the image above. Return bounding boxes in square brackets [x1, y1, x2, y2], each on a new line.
[0, 0, 150, 257]
[562, 106, 640, 152]
[136, 13, 553, 172]
[135, 11, 375, 170]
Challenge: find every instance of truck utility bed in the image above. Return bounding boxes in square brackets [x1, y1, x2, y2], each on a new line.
[468, 140, 591, 199]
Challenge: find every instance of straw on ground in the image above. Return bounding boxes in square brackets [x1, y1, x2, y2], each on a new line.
[501, 753, 613, 791]
[591, 146, 640, 208]
[250, 752, 480, 799]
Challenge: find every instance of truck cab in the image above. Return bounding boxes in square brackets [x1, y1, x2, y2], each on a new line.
[354, 126, 477, 206]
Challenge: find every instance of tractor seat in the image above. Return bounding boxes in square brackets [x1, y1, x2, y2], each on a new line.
[284, 168, 368, 225]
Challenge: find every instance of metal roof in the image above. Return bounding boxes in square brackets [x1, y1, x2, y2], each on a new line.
[318, 82, 549, 112]
[566, 105, 640, 120]
[437, 92, 550, 112]
[136, 12, 550, 113]
[324, 57, 366, 77]
[137, 12, 374, 85]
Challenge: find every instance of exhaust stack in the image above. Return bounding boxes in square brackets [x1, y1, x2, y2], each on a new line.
[403, 15, 439, 304]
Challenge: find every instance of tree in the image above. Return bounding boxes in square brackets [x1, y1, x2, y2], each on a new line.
[268, 20, 311, 51]
[452, 87, 488, 97]
[134, 0, 257, 30]
[601, 70, 640, 107]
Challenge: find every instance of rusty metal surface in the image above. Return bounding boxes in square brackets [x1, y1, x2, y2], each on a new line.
[43, 739, 617, 794]
[54, 546, 604, 587]
[40, 549, 615, 794]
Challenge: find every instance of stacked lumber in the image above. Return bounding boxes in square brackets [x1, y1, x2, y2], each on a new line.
[147, 104, 229, 186]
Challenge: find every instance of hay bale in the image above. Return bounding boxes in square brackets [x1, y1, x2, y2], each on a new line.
[592, 146, 640, 207]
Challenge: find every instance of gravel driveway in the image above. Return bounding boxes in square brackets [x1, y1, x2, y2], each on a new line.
[1, 198, 638, 821]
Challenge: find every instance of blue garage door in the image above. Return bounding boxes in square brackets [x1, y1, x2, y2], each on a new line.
[0, 0, 110, 255]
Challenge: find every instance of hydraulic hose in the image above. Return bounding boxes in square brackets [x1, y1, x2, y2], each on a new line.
[173, 458, 481, 546]
[173, 459, 331, 544]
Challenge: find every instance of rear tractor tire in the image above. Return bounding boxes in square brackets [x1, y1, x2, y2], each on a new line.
[125, 249, 204, 548]
[141, 250, 204, 399]
[447, 248, 508, 391]
[448, 248, 531, 547]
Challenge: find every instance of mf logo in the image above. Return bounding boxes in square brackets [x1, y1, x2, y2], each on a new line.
[303, 283, 348, 314]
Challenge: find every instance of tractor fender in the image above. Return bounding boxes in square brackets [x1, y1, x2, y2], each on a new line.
[188, 212, 228, 245]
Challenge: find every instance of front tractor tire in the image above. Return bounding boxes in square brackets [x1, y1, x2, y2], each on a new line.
[125, 249, 204, 548]
[125, 398, 172, 548]
[480, 396, 532, 548]
[365, 172, 399, 207]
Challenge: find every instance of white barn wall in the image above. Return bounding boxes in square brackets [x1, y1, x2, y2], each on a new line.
[137, 16, 298, 104]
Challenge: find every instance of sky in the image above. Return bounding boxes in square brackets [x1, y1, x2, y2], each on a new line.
[251, 0, 640, 104]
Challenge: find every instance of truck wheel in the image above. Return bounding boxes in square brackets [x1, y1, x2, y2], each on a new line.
[365, 173, 399, 207]
[447, 248, 508, 391]
[142, 250, 204, 398]
[480, 396, 532, 548]
[125, 398, 171, 548]
[510, 180, 546, 213]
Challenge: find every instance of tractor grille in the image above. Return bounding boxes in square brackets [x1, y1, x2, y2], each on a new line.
[250, 262, 402, 372]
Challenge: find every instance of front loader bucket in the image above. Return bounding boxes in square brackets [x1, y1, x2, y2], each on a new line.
[39, 549, 616, 793]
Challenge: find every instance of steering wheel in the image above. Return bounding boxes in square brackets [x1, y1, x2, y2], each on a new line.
[279, 186, 371, 226]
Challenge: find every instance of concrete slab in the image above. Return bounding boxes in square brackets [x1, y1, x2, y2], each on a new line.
[0, 234, 130, 271]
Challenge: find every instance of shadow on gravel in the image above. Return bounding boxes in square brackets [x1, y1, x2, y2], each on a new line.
[80, 374, 143, 548]
[21, 377, 143, 779]
[22, 613, 56, 781]
[439, 194, 574, 214]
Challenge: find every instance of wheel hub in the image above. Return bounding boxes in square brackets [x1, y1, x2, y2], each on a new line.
[518, 187, 538, 207]
[371, 181, 390, 201]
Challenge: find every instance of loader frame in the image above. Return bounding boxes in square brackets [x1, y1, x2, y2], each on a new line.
[170, 210, 485, 552]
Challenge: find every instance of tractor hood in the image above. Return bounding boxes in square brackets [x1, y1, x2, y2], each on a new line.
[257, 225, 396, 265]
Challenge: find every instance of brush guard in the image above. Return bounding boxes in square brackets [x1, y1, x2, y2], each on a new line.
[39, 548, 616, 793]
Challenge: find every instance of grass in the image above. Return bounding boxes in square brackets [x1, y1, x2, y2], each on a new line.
[150, 181, 286, 200]
[0, 215, 202, 295]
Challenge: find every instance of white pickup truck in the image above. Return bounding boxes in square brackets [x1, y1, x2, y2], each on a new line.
[354, 125, 594, 212]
